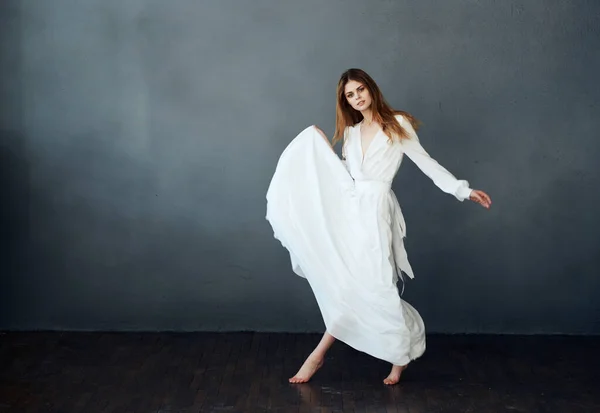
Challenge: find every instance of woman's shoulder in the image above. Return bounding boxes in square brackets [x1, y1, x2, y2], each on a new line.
[345, 122, 359, 134]
[393, 112, 409, 124]
[343, 124, 354, 141]
[393, 110, 420, 133]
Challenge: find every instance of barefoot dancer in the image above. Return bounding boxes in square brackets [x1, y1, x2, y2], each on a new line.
[266, 68, 491, 385]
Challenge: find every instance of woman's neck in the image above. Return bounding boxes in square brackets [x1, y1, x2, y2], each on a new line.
[361, 109, 374, 125]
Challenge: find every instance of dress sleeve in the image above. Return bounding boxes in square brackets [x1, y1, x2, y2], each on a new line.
[341, 127, 350, 171]
[398, 115, 472, 201]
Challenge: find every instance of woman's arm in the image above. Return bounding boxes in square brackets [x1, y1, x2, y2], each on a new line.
[398, 116, 490, 208]
[313, 125, 332, 148]
[314, 125, 351, 171]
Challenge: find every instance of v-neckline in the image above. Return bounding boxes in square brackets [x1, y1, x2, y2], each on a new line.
[358, 122, 381, 164]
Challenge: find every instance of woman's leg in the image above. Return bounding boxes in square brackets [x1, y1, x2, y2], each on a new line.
[289, 331, 336, 383]
[383, 364, 407, 385]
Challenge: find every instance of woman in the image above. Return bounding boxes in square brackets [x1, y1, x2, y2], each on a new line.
[265, 68, 491, 385]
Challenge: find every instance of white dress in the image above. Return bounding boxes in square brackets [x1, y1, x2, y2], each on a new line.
[266, 114, 472, 366]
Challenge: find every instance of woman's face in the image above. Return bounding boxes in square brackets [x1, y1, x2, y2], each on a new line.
[344, 80, 372, 111]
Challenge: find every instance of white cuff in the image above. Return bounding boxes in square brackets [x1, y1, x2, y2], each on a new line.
[455, 182, 473, 201]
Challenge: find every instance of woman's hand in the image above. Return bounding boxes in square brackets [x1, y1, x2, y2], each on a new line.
[469, 189, 492, 209]
[313, 125, 333, 148]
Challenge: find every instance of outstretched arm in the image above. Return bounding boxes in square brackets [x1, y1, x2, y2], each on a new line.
[313, 125, 351, 172]
[313, 125, 332, 148]
[399, 116, 491, 208]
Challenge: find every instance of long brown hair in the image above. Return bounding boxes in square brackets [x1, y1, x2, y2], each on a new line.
[332, 68, 420, 145]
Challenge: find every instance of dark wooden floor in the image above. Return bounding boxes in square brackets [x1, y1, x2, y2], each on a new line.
[0, 332, 598, 413]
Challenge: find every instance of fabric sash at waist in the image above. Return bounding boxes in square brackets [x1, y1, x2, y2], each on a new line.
[354, 179, 392, 193]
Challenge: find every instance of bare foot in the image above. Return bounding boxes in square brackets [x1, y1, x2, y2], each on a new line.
[289, 356, 324, 383]
[383, 364, 407, 385]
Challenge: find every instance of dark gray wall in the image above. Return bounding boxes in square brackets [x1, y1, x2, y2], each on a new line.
[1, 0, 599, 334]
